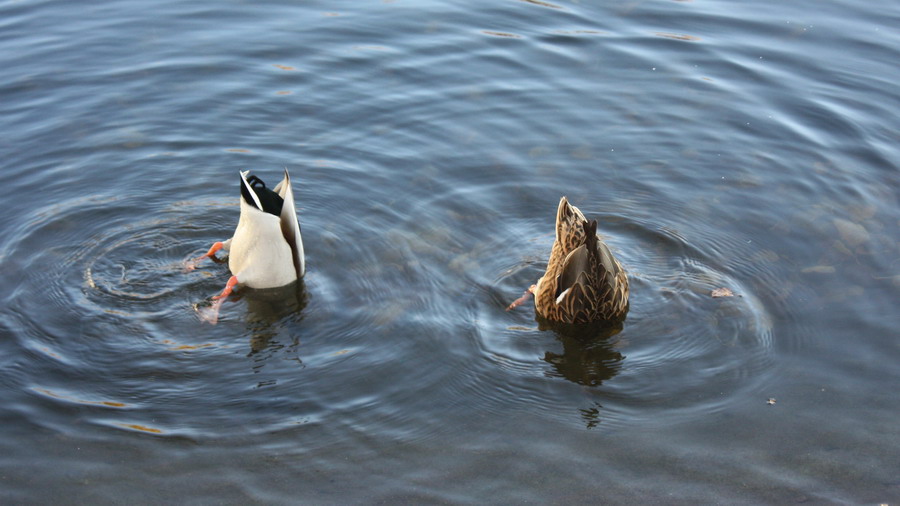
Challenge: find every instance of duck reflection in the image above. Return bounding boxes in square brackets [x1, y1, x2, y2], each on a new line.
[233, 280, 308, 354]
[537, 315, 624, 387]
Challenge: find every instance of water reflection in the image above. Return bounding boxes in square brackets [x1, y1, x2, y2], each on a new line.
[234, 280, 308, 354]
[538, 316, 625, 387]
[580, 402, 604, 430]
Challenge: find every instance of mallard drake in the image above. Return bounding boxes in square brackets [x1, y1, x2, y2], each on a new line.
[509, 197, 628, 324]
[188, 168, 305, 323]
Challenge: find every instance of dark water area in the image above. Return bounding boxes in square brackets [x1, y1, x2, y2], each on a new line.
[1, 0, 898, 503]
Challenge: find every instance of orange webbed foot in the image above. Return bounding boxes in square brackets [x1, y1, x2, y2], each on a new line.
[198, 275, 239, 324]
[506, 284, 536, 311]
[184, 241, 225, 272]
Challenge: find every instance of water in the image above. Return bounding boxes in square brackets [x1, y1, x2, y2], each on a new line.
[1, 0, 898, 503]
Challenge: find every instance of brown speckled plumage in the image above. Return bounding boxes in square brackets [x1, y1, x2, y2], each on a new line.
[533, 197, 629, 324]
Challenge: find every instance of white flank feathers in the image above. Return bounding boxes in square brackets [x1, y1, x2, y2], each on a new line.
[227, 169, 305, 288]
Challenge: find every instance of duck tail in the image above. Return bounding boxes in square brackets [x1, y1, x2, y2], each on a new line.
[583, 219, 598, 250]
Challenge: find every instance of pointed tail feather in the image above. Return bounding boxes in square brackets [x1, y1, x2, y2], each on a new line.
[277, 168, 305, 278]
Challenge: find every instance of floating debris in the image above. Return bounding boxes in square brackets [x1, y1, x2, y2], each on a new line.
[802, 265, 836, 274]
[119, 423, 163, 434]
[170, 343, 215, 351]
[482, 31, 522, 39]
[711, 287, 736, 298]
[654, 32, 701, 41]
[518, 0, 563, 8]
[32, 387, 127, 408]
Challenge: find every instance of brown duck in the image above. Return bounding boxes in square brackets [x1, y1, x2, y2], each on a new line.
[509, 197, 629, 324]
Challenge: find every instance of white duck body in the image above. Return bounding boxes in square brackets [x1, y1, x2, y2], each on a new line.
[227, 169, 305, 288]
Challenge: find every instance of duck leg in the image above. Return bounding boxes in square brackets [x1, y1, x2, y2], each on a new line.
[506, 284, 537, 311]
[184, 240, 229, 271]
[198, 275, 239, 324]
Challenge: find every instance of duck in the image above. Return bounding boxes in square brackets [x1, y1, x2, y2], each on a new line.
[188, 168, 305, 323]
[508, 196, 628, 324]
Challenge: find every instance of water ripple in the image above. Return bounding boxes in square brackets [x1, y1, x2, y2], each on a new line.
[460, 208, 779, 430]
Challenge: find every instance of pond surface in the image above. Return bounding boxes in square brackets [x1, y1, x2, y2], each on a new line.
[1, 0, 898, 503]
